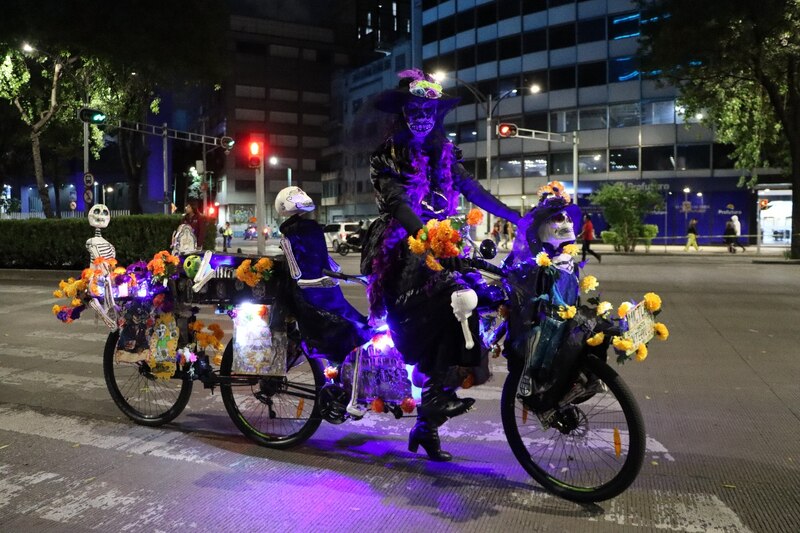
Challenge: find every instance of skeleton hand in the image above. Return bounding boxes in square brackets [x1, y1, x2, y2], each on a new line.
[451, 289, 478, 350]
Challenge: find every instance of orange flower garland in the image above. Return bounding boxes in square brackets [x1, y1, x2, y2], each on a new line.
[147, 250, 180, 283]
[407, 208, 484, 270]
[235, 257, 274, 287]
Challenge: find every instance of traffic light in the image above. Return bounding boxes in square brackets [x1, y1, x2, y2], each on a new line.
[77, 107, 107, 124]
[497, 123, 518, 138]
[220, 136, 235, 153]
[248, 141, 262, 169]
[759, 199, 771, 210]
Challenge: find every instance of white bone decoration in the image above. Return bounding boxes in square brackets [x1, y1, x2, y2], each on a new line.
[85, 204, 115, 264]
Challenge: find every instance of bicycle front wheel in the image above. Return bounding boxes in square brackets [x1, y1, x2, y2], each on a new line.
[502, 355, 646, 502]
[103, 331, 193, 426]
[219, 340, 323, 449]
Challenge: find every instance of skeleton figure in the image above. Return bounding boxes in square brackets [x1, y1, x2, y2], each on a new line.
[86, 204, 115, 263]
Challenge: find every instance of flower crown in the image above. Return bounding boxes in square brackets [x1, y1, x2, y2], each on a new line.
[536, 180, 571, 206]
[398, 69, 443, 100]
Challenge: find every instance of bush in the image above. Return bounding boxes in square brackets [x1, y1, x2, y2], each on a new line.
[0, 215, 216, 269]
[600, 230, 622, 252]
[640, 224, 659, 252]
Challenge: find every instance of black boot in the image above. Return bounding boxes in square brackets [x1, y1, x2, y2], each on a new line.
[408, 417, 452, 461]
[417, 378, 475, 419]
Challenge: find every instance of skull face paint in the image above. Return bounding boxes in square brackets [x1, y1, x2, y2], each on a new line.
[88, 204, 111, 229]
[537, 210, 575, 249]
[402, 100, 437, 138]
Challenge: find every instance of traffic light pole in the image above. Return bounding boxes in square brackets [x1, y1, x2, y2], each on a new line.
[255, 156, 266, 255]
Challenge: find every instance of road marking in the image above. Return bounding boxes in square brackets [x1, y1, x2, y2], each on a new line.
[0, 366, 107, 392]
[0, 343, 103, 365]
[0, 286, 51, 295]
[25, 329, 110, 342]
[0, 297, 57, 314]
[0, 406, 220, 464]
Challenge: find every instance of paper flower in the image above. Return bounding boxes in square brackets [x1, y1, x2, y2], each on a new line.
[425, 253, 444, 271]
[580, 275, 599, 293]
[612, 336, 634, 353]
[400, 397, 417, 414]
[596, 301, 613, 316]
[617, 301, 633, 319]
[563, 243, 579, 256]
[643, 292, 662, 313]
[535, 251, 551, 267]
[586, 331, 605, 346]
[654, 322, 670, 341]
[147, 251, 180, 283]
[635, 343, 648, 362]
[466, 208, 484, 226]
[557, 305, 577, 320]
[235, 257, 273, 287]
[324, 366, 339, 379]
[371, 397, 385, 413]
[408, 211, 483, 270]
[52, 304, 61, 315]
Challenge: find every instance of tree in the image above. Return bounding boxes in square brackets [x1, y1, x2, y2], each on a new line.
[589, 183, 663, 252]
[637, 0, 800, 259]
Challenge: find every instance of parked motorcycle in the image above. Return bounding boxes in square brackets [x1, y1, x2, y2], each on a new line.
[336, 231, 364, 256]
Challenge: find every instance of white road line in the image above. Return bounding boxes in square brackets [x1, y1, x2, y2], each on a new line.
[0, 343, 103, 365]
[0, 406, 221, 464]
[25, 329, 110, 342]
[0, 297, 57, 314]
[0, 366, 107, 392]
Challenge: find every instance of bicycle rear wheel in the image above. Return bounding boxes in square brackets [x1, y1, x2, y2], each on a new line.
[103, 331, 193, 426]
[502, 355, 645, 502]
[219, 340, 323, 449]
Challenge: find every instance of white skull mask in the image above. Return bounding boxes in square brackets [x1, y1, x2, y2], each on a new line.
[88, 204, 111, 229]
[537, 210, 575, 249]
[402, 100, 437, 138]
[275, 186, 314, 217]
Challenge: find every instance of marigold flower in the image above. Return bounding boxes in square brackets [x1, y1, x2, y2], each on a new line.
[643, 292, 662, 313]
[53, 290, 64, 298]
[52, 304, 61, 315]
[254, 257, 273, 273]
[596, 301, 613, 316]
[71, 298, 82, 307]
[586, 331, 605, 346]
[557, 305, 577, 320]
[654, 322, 670, 341]
[535, 251, 551, 267]
[617, 301, 633, 319]
[580, 275, 599, 293]
[635, 343, 648, 362]
[612, 336, 634, 353]
[563, 243, 579, 256]
[425, 253, 443, 271]
[466, 208, 484, 226]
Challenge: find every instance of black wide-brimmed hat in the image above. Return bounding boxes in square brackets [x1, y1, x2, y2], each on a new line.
[373, 68, 460, 115]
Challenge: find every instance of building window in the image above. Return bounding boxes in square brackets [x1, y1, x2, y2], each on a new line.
[476, 41, 496, 64]
[549, 66, 576, 91]
[642, 145, 674, 170]
[439, 15, 455, 39]
[609, 56, 639, 82]
[235, 41, 266, 55]
[579, 150, 607, 174]
[270, 44, 299, 59]
[676, 144, 710, 169]
[422, 23, 437, 45]
[269, 111, 298, 124]
[578, 18, 606, 44]
[456, 8, 474, 32]
[550, 109, 577, 132]
[302, 159, 316, 171]
[523, 69, 548, 93]
[235, 85, 266, 99]
[457, 123, 478, 143]
[642, 100, 675, 124]
[609, 147, 639, 171]
[577, 61, 607, 87]
[609, 12, 640, 40]
[549, 23, 576, 50]
[235, 108, 265, 121]
[270, 88, 299, 102]
[525, 154, 549, 177]
[302, 91, 330, 105]
[523, 28, 547, 54]
[609, 103, 640, 128]
[499, 0, 521, 20]
[476, 2, 497, 27]
[522, 0, 547, 15]
[523, 112, 548, 131]
[550, 152, 574, 175]
[270, 134, 298, 147]
[579, 107, 607, 130]
[457, 46, 476, 70]
[499, 35, 521, 60]
[497, 157, 521, 179]
[303, 136, 329, 149]
[713, 143, 736, 169]
[235, 179, 256, 192]
[303, 114, 328, 126]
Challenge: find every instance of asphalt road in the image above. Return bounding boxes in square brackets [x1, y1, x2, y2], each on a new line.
[0, 253, 798, 532]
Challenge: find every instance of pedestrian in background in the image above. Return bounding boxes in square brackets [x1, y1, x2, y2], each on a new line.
[684, 219, 700, 252]
[579, 213, 602, 263]
[730, 215, 746, 252]
[491, 220, 501, 245]
[501, 219, 510, 249]
[222, 222, 233, 252]
[724, 220, 737, 253]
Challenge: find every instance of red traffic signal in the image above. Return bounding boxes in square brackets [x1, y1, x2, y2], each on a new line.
[497, 123, 518, 138]
[248, 141, 262, 169]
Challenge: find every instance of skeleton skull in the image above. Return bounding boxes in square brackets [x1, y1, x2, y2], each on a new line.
[537, 210, 575, 249]
[275, 186, 314, 217]
[88, 204, 111, 229]
[403, 100, 437, 138]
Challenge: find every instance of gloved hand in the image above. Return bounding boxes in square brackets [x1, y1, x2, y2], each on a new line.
[438, 256, 465, 272]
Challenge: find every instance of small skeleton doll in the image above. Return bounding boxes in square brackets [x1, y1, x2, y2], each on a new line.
[86, 204, 115, 271]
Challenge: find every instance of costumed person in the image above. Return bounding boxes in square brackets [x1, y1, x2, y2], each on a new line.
[360, 69, 522, 461]
[275, 186, 371, 361]
[504, 181, 591, 408]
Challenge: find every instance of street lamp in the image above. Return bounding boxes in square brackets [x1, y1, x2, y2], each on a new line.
[269, 156, 292, 187]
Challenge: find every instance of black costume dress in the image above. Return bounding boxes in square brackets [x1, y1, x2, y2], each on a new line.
[361, 138, 519, 374]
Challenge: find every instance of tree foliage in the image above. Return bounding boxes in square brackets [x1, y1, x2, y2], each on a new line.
[589, 183, 663, 252]
[0, 0, 228, 215]
[637, 0, 800, 258]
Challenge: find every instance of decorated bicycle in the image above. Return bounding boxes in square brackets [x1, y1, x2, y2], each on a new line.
[52, 180, 668, 503]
